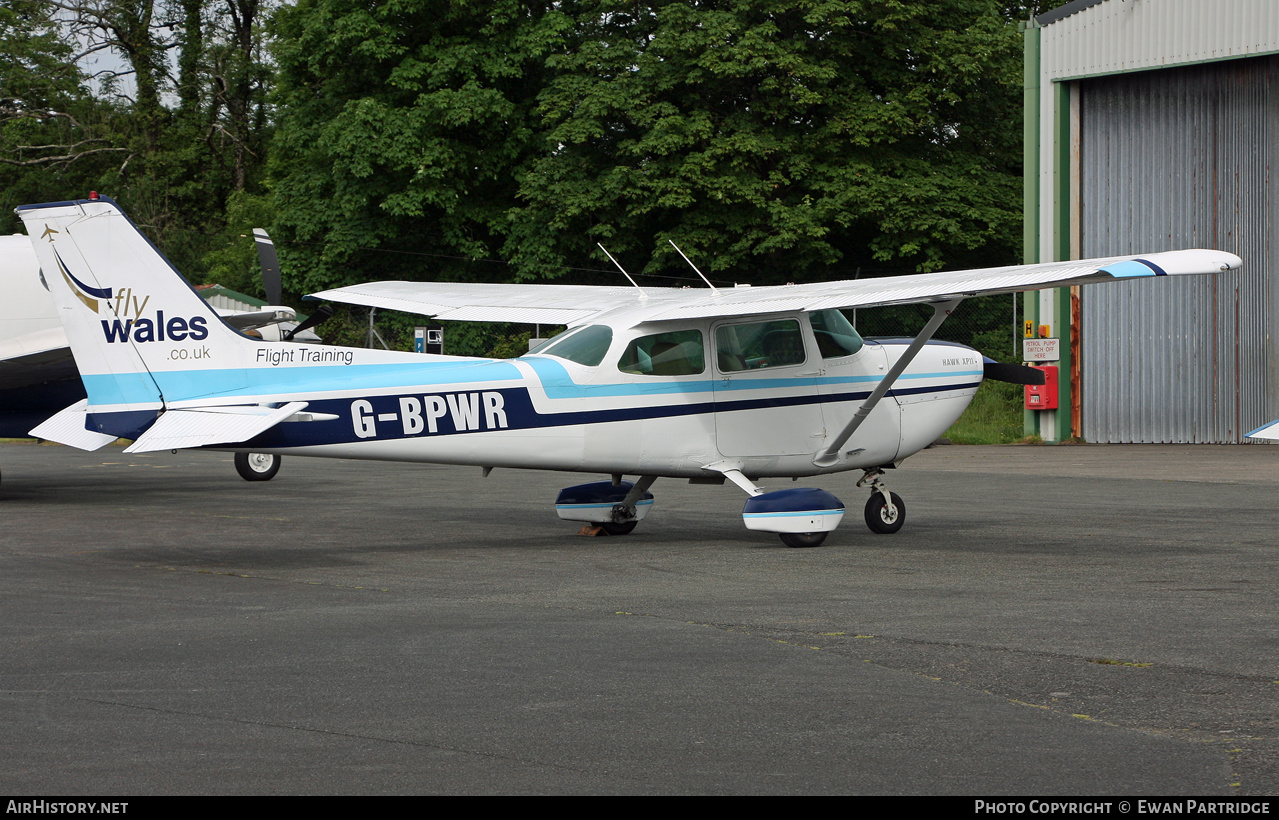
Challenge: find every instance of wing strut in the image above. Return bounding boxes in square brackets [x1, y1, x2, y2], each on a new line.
[813, 298, 964, 468]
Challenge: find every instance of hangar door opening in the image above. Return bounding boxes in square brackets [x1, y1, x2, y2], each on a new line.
[1079, 56, 1278, 443]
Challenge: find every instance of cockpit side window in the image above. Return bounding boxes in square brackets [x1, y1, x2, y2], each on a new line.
[533, 324, 614, 366]
[618, 329, 705, 376]
[809, 309, 864, 358]
[716, 319, 805, 370]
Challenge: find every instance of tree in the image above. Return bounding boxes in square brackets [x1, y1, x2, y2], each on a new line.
[45, 0, 174, 150]
[509, 0, 1025, 283]
[8, 1, 276, 278]
[0, 0, 129, 232]
[269, 0, 568, 295]
[269, 0, 1026, 299]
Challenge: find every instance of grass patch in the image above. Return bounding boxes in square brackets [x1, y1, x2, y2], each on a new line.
[943, 379, 1026, 444]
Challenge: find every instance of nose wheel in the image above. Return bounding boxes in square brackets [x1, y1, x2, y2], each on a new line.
[864, 491, 904, 534]
[858, 468, 905, 534]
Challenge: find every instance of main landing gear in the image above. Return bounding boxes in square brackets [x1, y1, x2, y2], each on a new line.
[555, 476, 657, 535]
[552, 467, 907, 547]
[235, 452, 281, 482]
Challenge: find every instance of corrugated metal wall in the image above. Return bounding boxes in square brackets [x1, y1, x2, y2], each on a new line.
[1080, 55, 1277, 442]
[1041, 0, 1279, 81]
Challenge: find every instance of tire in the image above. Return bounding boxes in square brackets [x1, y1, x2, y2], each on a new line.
[601, 520, 638, 536]
[235, 452, 281, 482]
[779, 531, 827, 548]
[864, 491, 905, 534]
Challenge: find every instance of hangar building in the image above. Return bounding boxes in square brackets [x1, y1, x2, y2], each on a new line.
[1024, 0, 1279, 442]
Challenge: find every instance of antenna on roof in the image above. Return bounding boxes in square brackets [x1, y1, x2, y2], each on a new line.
[597, 243, 647, 297]
[668, 240, 720, 296]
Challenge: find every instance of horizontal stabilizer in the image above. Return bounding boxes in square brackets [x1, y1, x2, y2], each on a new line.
[29, 399, 118, 451]
[124, 401, 308, 453]
[1246, 420, 1279, 442]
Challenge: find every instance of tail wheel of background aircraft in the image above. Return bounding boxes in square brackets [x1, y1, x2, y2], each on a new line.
[235, 452, 281, 482]
[779, 531, 828, 548]
[864, 491, 905, 534]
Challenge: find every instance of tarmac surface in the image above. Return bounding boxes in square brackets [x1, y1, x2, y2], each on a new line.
[1, 440, 1277, 795]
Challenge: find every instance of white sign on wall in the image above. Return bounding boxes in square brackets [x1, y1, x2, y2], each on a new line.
[1023, 338, 1061, 362]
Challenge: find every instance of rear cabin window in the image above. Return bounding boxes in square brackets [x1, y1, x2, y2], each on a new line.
[533, 325, 613, 367]
[715, 319, 806, 371]
[617, 330, 705, 376]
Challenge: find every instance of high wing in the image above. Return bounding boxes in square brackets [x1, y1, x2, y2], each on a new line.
[308, 281, 647, 325]
[310, 250, 1242, 326]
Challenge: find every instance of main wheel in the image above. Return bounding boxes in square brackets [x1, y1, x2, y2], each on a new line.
[601, 520, 638, 535]
[779, 531, 827, 548]
[235, 452, 281, 482]
[864, 491, 904, 534]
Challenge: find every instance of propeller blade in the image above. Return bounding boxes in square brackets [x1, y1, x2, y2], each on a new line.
[252, 228, 282, 306]
[983, 357, 1046, 385]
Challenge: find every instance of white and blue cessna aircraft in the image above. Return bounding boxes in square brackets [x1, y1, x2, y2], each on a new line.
[17, 195, 1242, 546]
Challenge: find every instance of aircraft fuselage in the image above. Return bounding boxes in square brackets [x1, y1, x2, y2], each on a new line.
[136, 314, 984, 480]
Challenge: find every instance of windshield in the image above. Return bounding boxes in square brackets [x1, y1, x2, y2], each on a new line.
[809, 309, 864, 358]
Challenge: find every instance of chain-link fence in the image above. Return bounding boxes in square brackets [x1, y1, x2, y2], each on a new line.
[851, 293, 1022, 364]
[334, 291, 1024, 365]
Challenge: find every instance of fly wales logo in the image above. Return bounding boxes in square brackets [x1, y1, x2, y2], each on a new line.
[49, 243, 208, 344]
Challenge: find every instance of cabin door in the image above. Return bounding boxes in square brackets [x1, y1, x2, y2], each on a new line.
[711, 316, 826, 457]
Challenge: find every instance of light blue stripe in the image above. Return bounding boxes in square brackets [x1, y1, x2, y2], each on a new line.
[1246, 420, 1279, 438]
[81, 372, 162, 406]
[743, 509, 844, 519]
[556, 499, 655, 510]
[82, 351, 982, 407]
[83, 359, 522, 404]
[522, 356, 982, 398]
[1099, 260, 1156, 279]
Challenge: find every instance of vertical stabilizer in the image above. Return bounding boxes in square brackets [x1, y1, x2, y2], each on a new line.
[16, 196, 245, 438]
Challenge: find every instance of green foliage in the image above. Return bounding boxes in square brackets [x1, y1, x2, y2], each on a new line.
[269, 0, 566, 294]
[0, 1, 276, 278]
[852, 292, 1020, 357]
[482, 327, 534, 360]
[269, 0, 1025, 296]
[513, 0, 1025, 283]
[0, 1, 129, 232]
[944, 379, 1024, 444]
[198, 191, 277, 296]
[4, 0, 1029, 354]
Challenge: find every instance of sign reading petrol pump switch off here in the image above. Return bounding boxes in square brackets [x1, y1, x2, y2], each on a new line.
[1023, 338, 1061, 362]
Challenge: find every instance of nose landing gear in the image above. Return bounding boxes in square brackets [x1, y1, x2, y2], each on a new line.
[857, 468, 904, 534]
